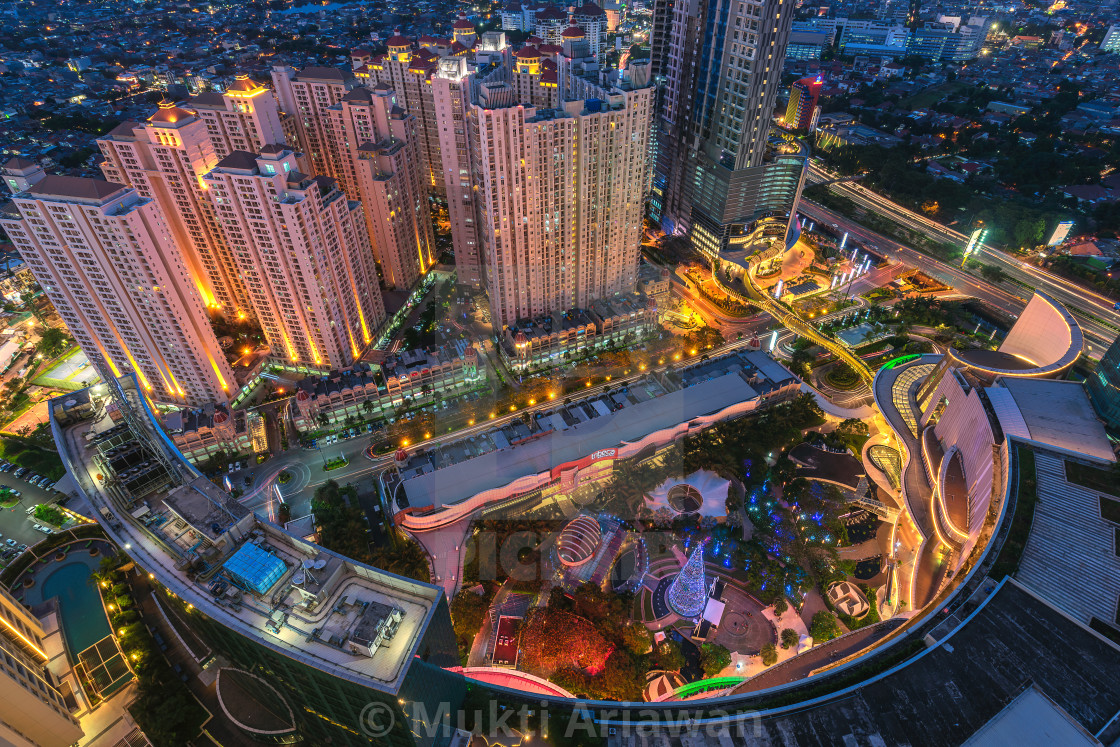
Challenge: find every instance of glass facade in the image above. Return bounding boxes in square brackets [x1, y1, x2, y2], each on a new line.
[1087, 335, 1120, 431]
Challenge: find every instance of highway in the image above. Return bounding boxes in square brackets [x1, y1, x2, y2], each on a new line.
[806, 163, 1120, 353]
[797, 199, 1116, 357]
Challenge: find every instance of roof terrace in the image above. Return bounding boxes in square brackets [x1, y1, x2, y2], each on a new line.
[51, 377, 442, 695]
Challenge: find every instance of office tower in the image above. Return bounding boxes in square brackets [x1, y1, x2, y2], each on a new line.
[188, 74, 291, 159]
[363, 38, 444, 198]
[271, 66, 350, 184]
[1102, 25, 1120, 53]
[0, 176, 235, 405]
[0, 586, 83, 747]
[469, 63, 653, 327]
[202, 147, 384, 370]
[652, 0, 807, 258]
[785, 75, 823, 130]
[433, 58, 484, 290]
[1087, 334, 1120, 431]
[97, 101, 251, 319]
[571, 2, 607, 57]
[334, 84, 435, 289]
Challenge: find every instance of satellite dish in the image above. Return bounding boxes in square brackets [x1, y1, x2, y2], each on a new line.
[314, 559, 327, 569]
[292, 571, 305, 585]
[302, 559, 314, 569]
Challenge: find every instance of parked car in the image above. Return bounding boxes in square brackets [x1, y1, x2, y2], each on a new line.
[35, 525, 52, 535]
[13, 468, 27, 478]
[4, 539, 14, 547]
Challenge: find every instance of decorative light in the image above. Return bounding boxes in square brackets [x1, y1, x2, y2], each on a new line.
[666, 540, 708, 617]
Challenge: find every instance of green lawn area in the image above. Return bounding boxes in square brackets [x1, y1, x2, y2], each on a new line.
[0, 436, 65, 481]
[323, 457, 349, 471]
[1065, 460, 1119, 497]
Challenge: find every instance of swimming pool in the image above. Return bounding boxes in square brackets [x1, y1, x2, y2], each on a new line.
[39, 558, 112, 657]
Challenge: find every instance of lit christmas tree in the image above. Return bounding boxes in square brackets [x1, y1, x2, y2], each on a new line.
[666, 540, 708, 618]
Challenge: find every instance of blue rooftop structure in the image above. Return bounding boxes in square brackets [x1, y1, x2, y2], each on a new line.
[223, 542, 287, 594]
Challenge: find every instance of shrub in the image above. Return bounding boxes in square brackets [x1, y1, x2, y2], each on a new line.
[699, 642, 732, 676]
[810, 610, 841, 642]
[781, 628, 799, 649]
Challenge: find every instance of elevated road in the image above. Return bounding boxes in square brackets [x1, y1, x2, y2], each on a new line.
[798, 200, 1115, 357]
[711, 265, 875, 384]
[807, 163, 1120, 352]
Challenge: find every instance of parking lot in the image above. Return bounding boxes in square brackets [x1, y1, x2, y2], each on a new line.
[0, 470, 63, 563]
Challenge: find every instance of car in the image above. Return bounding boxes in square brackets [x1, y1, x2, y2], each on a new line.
[0, 461, 8, 469]
[4, 539, 14, 547]
[17, 544, 26, 552]
[13, 468, 26, 478]
[35, 525, 52, 535]
[0, 464, 10, 472]
[25, 473, 40, 483]
[10, 490, 20, 498]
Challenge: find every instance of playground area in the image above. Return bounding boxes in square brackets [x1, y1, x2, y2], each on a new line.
[31, 348, 99, 390]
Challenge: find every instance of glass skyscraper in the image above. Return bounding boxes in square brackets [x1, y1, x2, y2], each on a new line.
[1087, 334, 1120, 431]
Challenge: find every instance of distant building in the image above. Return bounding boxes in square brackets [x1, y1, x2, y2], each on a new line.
[188, 74, 292, 160]
[838, 20, 909, 56]
[786, 76, 824, 131]
[1101, 24, 1120, 53]
[330, 85, 435, 290]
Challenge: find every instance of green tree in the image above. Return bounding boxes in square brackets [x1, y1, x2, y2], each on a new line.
[36, 327, 70, 358]
[810, 610, 841, 642]
[699, 642, 732, 676]
[620, 622, 652, 656]
[780, 628, 799, 649]
[772, 596, 788, 616]
[652, 640, 686, 672]
[760, 643, 778, 666]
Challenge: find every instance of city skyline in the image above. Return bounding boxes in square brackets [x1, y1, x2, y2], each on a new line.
[0, 2, 1119, 746]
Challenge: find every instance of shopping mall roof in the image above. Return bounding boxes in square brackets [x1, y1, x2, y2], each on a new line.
[989, 378, 1114, 464]
[401, 369, 763, 510]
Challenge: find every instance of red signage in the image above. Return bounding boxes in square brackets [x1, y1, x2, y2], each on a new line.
[550, 448, 618, 480]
